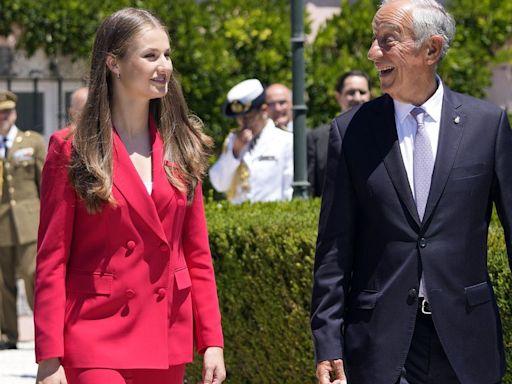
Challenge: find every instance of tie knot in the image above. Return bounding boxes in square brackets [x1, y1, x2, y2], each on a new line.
[410, 107, 425, 127]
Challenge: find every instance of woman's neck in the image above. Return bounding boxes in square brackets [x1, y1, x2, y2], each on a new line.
[111, 95, 150, 137]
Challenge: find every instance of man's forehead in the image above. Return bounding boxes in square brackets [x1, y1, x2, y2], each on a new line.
[372, 1, 414, 31]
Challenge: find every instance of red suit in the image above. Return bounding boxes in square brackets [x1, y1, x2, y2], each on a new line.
[34, 118, 223, 369]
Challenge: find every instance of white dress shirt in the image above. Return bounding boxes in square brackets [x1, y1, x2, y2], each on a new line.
[209, 119, 294, 204]
[393, 79, 444, 300]
[0, 125, 18, 159]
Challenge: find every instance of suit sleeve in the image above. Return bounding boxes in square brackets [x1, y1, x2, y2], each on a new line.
[282, 133, 294, 200]
[306, 129, 317, 197]
[183, 182, 224, 353]
[492, 111, 512, 269]
[310, 119, 357, 363]
[34, 134, 76, 363]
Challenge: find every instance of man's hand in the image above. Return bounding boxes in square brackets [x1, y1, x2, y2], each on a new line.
[36, 358, 67, 384]
[232, 129, 253, 158]
[316, 359, 347, 384]
[201, 346, 226, 384]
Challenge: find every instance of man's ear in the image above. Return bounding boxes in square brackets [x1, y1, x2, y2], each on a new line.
[105, 54, 119, 77]
[425, 35, 443, 65]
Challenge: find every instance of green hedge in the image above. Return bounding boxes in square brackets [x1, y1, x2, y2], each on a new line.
[185, 199, 511, 383]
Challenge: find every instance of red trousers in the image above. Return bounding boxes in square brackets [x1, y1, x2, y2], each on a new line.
[65, 365, 185, 384]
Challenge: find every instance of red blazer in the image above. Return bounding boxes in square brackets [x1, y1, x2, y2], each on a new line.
[34, 118, 223, 368]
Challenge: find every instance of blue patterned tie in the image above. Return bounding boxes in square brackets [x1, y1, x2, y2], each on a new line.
[411, 107, 433, 221]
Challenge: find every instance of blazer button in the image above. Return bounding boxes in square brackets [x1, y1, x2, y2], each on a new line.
[159, 243, 169, 253]
[126, 240, 136, 250]
[418, 237, 427, 248]
[157, 288, 166, 300]
[408, 288, 418, 299]
[125, 289, 136, 299]
[177, 199, 185, 207]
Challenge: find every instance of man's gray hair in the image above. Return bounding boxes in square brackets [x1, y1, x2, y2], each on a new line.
[380, 0, 456, 61]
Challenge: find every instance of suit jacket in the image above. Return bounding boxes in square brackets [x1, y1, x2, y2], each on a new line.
[307, 124, 330, 197]
[0, 128, 46, 246]
[34, 118, 223, 368]
[311, 88, 512, 384]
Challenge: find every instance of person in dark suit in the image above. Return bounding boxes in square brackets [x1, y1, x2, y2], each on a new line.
[35, 8, 225, 384]
[311, 1, 512, 384]
[307, 70, 371, 197]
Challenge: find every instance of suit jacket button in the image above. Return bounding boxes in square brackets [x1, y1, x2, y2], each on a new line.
[125, 289, 136, 299]
[157, 288, 166, 300]
[177, 199, 185, 207]
[159, 243, 169, 253]
[418, 237, 427, 248]
[126, 240, 136, 250]
[408, 288, 418, 299]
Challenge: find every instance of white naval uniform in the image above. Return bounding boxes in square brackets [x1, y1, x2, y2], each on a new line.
[209, 119, 293, 204]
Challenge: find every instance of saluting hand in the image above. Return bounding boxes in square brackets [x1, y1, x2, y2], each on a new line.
[232, 128, 253, 158]
[316, 359, 347, 384]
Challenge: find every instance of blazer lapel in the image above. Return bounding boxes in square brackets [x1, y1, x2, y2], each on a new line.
[112, 119, 167, 243]
[374, 95, 421, 227]
[422, 89, 464, 224]
[148, 115, 179, 221]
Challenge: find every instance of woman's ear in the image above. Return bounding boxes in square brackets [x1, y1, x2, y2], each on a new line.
[425, 35, 443, 65]
[105, 54, 119, 77]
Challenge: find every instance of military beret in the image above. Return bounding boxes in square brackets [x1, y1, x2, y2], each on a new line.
[223, 79, 266, 117]
[0, 90, 17, 110]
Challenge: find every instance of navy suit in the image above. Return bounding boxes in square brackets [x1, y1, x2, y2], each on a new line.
[311, 88, 512, 384]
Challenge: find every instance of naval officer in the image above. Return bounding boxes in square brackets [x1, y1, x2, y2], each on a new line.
[209, 79, 293, 204]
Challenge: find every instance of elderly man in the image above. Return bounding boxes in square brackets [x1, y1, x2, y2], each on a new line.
[0, 91, 46, 349]
[209, 79, 293, 204]
[307, 70, 371, 197]
[311, 1, 512, 384]
[265, 83, 293, 132]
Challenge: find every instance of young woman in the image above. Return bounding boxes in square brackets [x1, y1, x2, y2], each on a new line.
[34, 8, 225, 384]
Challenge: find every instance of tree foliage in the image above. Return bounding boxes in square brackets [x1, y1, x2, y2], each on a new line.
[306, 0, 512, 128]
[0, 0, 292, 149]
[1, 0, 511, 143]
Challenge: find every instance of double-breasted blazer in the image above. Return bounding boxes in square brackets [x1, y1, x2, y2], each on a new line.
[34, 117, 223, 368]
[311, 88, 512, 384]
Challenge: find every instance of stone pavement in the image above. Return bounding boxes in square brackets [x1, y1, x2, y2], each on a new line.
[0, 280, 37, 384]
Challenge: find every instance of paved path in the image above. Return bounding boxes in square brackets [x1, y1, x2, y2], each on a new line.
[0, 316, 37, 384]
[0, 281, 37, 384]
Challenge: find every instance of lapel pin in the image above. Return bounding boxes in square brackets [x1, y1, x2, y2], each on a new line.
[454, 116, 460, 124]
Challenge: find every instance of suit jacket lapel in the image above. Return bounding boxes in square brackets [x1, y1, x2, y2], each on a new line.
[112, 118, 167, 243]
[375, 95, 421, 227]
[422, 88, 464, 224]
[149, 115, 179, 221]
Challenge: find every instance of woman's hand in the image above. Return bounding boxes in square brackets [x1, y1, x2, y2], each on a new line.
[36, 358, 67, 384]
[201, 346, 226, 384]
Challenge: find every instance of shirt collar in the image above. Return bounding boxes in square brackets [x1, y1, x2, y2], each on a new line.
[393, 76, 444, 124]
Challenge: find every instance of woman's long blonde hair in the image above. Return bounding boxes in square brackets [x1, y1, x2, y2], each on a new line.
[69, 8, 212, 213]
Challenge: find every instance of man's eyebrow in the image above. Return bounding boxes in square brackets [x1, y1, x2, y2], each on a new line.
[375, 22, 402, 33]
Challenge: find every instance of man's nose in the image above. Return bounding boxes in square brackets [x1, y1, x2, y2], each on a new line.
[367, 39, 382, 61]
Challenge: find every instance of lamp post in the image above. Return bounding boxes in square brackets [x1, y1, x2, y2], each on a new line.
[291, 0, 309, 198]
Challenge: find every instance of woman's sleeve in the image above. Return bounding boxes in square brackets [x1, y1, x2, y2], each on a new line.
[182, 182, 224, 353]
[34, 133, 76, 363]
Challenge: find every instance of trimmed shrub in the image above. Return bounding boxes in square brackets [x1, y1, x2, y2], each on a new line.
[185, 199, 511, 383]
